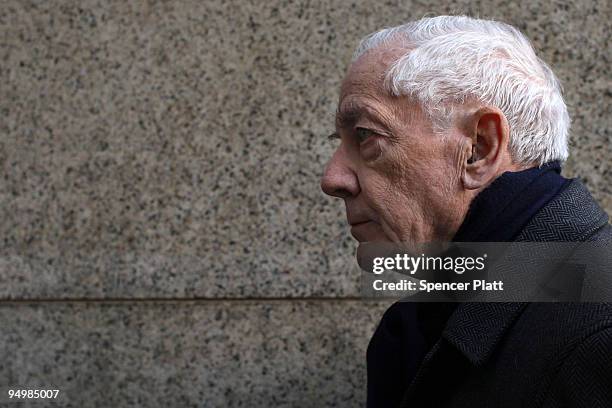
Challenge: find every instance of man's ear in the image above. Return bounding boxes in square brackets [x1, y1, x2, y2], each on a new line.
[461, 107, 511, 190]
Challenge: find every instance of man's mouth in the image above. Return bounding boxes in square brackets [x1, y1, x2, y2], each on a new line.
[349, 220, 376, 241]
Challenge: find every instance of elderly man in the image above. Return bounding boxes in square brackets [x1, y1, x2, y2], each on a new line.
[321, 16, 612, 408]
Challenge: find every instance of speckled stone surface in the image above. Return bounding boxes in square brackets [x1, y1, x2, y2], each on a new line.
[0, 300, 389, 407]
[1, 0, 610, 299]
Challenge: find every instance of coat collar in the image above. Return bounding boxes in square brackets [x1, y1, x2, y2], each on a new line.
[441, 179, 609, 366]
[514, 178, 609, 242]
[442, 302, 527, 366]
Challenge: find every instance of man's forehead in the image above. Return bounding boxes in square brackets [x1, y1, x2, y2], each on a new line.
[348, 46, 403, 74]
[339, 46, 407, 101]
[335, 94, 419, 132]
[336, 47, 419, 128]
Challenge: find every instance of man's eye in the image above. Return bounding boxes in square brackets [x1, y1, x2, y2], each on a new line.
[355, 128, 374, 144]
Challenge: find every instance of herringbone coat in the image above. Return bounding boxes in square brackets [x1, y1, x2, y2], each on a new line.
[398, 179, 612, 408]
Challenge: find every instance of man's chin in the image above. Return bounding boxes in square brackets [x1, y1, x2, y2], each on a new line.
[354, 239, 401, 273]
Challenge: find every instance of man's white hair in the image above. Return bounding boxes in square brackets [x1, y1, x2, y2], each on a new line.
[353, 15, 570, 166]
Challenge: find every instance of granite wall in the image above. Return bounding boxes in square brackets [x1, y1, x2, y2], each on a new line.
[1, 0, 609, 406]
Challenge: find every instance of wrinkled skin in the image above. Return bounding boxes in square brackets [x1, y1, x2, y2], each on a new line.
[320, 46, 507, 246]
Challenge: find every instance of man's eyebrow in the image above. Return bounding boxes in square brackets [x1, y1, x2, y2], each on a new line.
[335, 101, 390, 131]
[335, 101, 361, 130]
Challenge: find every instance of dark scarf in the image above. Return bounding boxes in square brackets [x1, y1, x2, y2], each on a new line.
[367, 162, 570, 408]
[453, 161, 570, 242]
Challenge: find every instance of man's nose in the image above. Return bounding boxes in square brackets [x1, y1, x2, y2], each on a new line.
[320, 148, 360, 199]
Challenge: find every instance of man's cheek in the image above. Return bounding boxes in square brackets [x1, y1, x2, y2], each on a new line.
[380, 144, 421, 182]
[362, 178, 403, 215]
[359, 178, 388, 209]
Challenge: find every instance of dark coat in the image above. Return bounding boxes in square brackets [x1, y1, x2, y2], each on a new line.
[390, 180, 612, 408]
